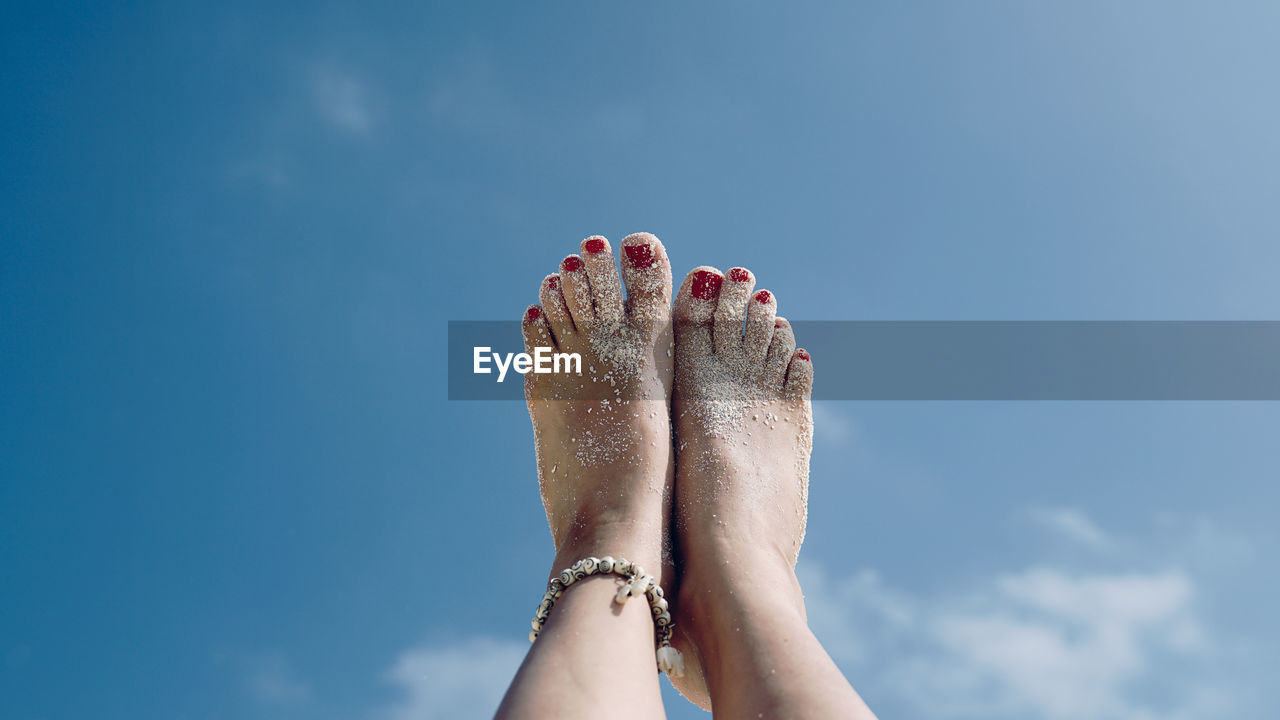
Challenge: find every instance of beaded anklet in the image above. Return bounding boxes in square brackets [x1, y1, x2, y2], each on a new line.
[529, 555, 684, 677]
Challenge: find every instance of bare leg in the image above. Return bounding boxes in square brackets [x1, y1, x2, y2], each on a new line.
[496, 535, 669, 719]
[669, 266, 877, 718]
[496, 234, 675, 720]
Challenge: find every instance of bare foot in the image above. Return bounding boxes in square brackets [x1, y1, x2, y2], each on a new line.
[668, 266, 814, 710]
[521, 233, 676, 585]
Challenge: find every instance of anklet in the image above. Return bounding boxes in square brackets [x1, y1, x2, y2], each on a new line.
[529, 556, 685, 677]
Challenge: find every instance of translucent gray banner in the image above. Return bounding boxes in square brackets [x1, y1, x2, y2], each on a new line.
[448, 321, 1280, 400]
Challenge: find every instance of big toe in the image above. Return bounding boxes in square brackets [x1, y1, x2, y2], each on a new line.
[619, 232, 673, 331]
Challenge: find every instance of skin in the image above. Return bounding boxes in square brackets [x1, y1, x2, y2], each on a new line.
[496, 235, 877, 720]
[496, 234, 674, 719]
[670, 265, 877, 718]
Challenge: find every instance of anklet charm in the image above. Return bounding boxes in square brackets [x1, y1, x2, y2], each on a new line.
[528, 556, 684, 677]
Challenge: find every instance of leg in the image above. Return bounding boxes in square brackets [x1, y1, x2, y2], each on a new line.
[495, 234, 676, 720]
[669, 266, 877, 718]
[496, 540, 668, 719]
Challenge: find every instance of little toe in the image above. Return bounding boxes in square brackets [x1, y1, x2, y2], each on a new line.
[713, 267, 755, 360]
[764, 316, 796, 388]
[783, 348, 814, 399]
[673, 266, 723, 357]
[539, 273, 576, 344]
[619, 232, 673, 330]
[580, 235, 625, 327]
[559, 254, 595, 328]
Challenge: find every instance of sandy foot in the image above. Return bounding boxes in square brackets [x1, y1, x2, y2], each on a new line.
[668, 265, 814, 710]
[521, 233, 676, 585]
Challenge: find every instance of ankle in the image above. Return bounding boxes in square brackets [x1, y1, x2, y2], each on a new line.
[680, 528, 802, 593]
[551, 521, 666, 586]
[677, 545, 807, 650]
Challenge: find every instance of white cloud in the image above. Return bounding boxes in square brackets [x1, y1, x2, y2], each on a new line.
[801, 509, 1229, 720]
[381, 637, 527, 720]
[912, 567, 1202, 719]
[311, 66, 374, 134]
[1028, 507, 1112, 550]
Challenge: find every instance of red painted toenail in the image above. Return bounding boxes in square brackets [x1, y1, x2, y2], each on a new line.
[755, 290, 772, 304]
[583, 237, 606, 254]
[775, 320, 784, 328]
[728, 267, 751, 282]
[690, 270, 723, 300]
[546, 276, 559, 289]
[796, 348, 810, 360]
[562, 255, 583, 272]
[526, 306, 542, 322]
[624, 243, 655, 269]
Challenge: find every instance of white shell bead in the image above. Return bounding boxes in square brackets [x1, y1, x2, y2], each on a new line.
[630, 575, 652, 598]
[656, 646, 685, 677]
[598, 556, 614, 573]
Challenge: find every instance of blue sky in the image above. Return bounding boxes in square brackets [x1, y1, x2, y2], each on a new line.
[3, 2, 1279, 718]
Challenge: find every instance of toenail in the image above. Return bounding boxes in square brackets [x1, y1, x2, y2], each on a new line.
[775, 320, 784, 328]
[546, 276, 559, 289]
[562, 256, 583, 272]
[624, 243, 655, 269]
[583, 237, 606, 255]
[526, 306, 543, 322]
[728, 267, 751, 282]
[691, 270, 723, 300]
[755, 290, 772, 304]
[796, 348, 810, 360]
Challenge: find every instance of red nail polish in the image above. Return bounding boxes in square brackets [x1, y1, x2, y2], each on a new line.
[526, 306, 542, 322]
[546, 276, 559, 289]
[624, 243, 655, 269]
[583, 237, 606, 255]
[562, 255, 583, 272]
[775, 320, 784, 328]
[728, 267, 751, 282]
[690, 270, 723, 300]
[754, 290, 772, 304]
[796, 349, 810, 361]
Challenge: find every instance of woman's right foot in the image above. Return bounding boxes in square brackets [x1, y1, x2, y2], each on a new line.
[668, 265, 815, 710]
[521, 233, 676, 587]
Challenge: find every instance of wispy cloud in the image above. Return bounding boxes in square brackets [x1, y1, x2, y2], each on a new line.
[1028, 506, 1113, 551]
[381, 637, 527, 720]
[921, 568, 1201, 718]
[803, 562, 1213, 719]
[246, 653, 312, 706]
[800, 508, 1241, 719]
[310, 65, 375, 134]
